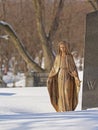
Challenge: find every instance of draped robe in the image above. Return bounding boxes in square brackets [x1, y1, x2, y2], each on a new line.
[47, 54, 80, 112]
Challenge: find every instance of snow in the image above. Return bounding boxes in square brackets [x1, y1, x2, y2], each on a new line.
[3, 72, 26, 87]
[0, 71, 98, 130]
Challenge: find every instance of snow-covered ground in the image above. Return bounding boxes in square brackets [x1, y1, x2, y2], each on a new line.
[0, 71, 98, 130]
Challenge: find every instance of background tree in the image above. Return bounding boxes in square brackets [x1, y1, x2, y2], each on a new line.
[0, 0, 94, 73]
[88, 0, 98, 10]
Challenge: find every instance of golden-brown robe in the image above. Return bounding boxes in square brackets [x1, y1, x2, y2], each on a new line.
[47, 54, 80, 112]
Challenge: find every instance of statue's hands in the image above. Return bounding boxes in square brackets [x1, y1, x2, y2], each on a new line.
[75, 77, 81, 86]
[71, 71, 77, 77]
[74, 77, 81, 95]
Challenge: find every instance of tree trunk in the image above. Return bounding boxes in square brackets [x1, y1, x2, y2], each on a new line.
[32, 0, 64, 71]
[32, 0, 54, 71]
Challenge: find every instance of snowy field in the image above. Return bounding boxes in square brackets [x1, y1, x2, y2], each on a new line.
[0, 71, 98, 130]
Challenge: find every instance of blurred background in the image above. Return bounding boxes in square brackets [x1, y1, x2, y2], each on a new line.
[0, 0, 96, 87]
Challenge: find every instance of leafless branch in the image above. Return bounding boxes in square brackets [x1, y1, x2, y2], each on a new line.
[48, 0, 65, 41]
[88, 0, 98, 11]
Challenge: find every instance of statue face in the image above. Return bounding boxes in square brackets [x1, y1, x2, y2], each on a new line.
[59, 44, 66, 53]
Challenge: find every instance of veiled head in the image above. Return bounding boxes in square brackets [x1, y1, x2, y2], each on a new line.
[58, 41, 70, 55]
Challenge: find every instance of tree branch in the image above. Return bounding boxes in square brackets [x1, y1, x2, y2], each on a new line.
[0, 21, 45, 72]
[88, 0, 97, 11]
[48, 0, 65, 41]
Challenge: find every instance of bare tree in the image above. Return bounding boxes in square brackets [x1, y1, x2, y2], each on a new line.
[0, 0, 65, 72]
[88, 0, 98, 10]
[0, 0, 93, 73]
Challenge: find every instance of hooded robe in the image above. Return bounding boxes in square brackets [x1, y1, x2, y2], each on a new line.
[47, 54, 80, 112]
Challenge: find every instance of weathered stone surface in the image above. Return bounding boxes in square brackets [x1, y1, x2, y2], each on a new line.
[82, 11, 98, 109]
